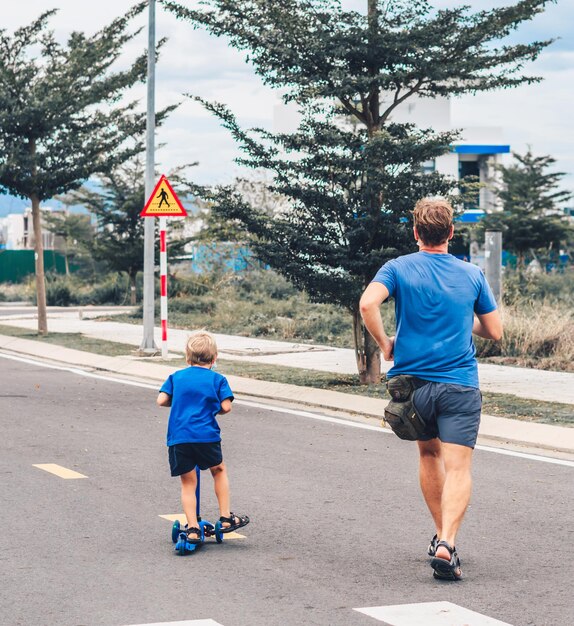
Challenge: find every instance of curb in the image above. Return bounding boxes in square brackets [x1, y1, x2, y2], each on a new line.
[1, 333, 573, 456]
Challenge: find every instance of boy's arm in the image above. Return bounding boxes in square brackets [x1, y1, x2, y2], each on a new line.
[218, 398, 232, 414]
[157, 392, 172, 407]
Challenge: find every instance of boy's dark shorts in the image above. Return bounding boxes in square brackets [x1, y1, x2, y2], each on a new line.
[413, 382, 482, 448]
[169, 442, 223, 476]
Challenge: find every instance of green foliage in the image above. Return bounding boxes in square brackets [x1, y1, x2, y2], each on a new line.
[502, 266, 574, 306]
[165, 0, 554, 380]
[32, 273, 140, 306]
[64, 159, 193, 297]
[481, 150, 573, 268]
[0, 5, 175, 203]
[196, 105, 458, 310]
[164, 0, 552, 106]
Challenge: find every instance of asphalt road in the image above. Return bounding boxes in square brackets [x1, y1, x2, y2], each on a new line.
[1, 355, 573, 626]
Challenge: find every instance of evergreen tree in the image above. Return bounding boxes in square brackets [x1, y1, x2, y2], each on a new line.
[165, 0, 554, 382]
[481, 149, 572, 272]
[0, 5, 174, 333]
[43, 210, 93, 276]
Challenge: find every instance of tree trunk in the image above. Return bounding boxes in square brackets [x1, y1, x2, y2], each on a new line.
[129, 272, 137, 306]
[352, 308, 382, 384]
[31, 193, 48, 335]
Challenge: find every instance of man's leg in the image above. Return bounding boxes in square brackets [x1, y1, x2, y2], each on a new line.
[417, 438, 445, 538]
[436, 442, 473, 552]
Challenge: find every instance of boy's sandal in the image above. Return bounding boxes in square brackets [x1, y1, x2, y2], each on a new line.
[219, 512, 250, 533]
[427, 534, 439, 557]
[184, 527, 202, 544]
[430, 540, 462, 581]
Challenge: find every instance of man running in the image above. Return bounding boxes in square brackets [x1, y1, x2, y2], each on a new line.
[360, 197, 502, 580]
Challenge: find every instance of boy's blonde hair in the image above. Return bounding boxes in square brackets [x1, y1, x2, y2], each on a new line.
[413, 197, 454, 246]
[185, 331, 218, 365]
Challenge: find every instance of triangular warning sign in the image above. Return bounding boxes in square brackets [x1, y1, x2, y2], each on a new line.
[140, 175, 188, 217]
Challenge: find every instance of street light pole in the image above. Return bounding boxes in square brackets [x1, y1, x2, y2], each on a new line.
[140, 0, 158, 354]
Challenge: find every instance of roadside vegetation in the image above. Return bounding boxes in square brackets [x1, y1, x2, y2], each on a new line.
[2, 265, 573, 372]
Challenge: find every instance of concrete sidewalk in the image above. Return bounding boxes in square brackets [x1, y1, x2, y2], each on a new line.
[2, 331, 574, 458]
[1, 307, 574, 404]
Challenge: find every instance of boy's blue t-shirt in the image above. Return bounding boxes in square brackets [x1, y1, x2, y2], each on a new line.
[372, 252, 497, 388]
[160, 366, 234, 446]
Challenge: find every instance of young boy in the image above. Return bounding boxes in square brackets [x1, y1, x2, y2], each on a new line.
[157, 331, 249, 544]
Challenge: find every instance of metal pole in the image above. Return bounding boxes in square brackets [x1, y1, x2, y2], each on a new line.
[140, 0, 158, 354]
[159, 216, 168, 358]
[485, 229, 503, 304]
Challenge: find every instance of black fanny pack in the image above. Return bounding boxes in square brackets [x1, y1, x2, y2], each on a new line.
[384, 375, 434, 441]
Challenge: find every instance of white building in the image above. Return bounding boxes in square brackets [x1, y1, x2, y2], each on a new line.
[274, 94, 509, 213]
[0, 208, 56, 250]
[387, 94, 508, 212]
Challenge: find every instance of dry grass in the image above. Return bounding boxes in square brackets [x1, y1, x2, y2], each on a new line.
[476, 301, 574, 372]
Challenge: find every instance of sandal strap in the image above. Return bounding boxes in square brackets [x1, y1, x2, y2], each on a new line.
[436, 540, 457, 557]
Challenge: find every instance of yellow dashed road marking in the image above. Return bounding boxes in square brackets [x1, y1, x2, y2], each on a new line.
[33, 464, 87, 479]
[159, 514, 245, 539]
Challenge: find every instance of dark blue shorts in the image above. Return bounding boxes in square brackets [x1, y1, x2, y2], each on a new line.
[168, 442, 223, 476]
[413, 382, 482, 448]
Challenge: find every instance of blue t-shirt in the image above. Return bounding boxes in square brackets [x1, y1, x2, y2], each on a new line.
[372, 252, 497, 388]
[160, 366, 234, 446]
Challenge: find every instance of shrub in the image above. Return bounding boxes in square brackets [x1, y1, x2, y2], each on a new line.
[475, 301, 574, 370]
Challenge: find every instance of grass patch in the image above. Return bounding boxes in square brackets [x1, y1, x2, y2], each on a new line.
[0, 324, 133, 357]
[1, 324, 571, 427]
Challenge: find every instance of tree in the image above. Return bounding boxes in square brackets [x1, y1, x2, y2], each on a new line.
[481, 149, 572, 273]
[70, 160, 192, 305]
[165, 0, 554, 382]
[43, 210, 93, 276]
[0, 5, 174, 334]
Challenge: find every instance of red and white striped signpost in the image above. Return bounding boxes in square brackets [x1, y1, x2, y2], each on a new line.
[159, 217, 168, 357]
[140, 175, 187, 358]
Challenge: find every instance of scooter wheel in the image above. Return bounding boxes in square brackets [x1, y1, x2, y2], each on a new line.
[171, 520, 181, 544]
[214, 520, 224, 544]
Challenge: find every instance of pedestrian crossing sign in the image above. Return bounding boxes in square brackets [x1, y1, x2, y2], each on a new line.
[140, 175, 188, 217]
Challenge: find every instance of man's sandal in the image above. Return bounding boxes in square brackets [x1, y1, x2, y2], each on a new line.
[427, 534, 439, 557]
[430, 540, 462, 580]
[219, 512, 250, 533]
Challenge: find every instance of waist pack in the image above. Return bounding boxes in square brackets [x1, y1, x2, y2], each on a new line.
[384, 375, 435, 441]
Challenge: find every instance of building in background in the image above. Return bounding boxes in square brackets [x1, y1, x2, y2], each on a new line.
[0, 207, 58, 251]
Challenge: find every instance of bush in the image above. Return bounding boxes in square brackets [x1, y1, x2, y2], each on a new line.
[503, 267, 574, 306]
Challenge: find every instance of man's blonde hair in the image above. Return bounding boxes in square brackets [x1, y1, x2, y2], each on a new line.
[185, 331, 218, 365]
[413, 197, 454, 246]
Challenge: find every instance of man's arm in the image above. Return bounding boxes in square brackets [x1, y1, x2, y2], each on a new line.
[359, 282, 395, 361]
[473, 310, 503, 341]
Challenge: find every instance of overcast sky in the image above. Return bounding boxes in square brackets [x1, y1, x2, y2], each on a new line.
[2, 0, 573, 213]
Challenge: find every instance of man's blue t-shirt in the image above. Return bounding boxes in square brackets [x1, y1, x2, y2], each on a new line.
[372, 252, 497, 388]
[160, 366, 234, 446]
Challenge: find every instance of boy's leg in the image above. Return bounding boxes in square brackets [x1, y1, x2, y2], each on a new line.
[210, 462, 231, 519]
[180, 469, 199, 529]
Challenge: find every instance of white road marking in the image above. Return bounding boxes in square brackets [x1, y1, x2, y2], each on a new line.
[355, 601, 513, 625]
[125, 621, 224, 626]
[33, 463, 87, 479]
[2, 352, 573, 468]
